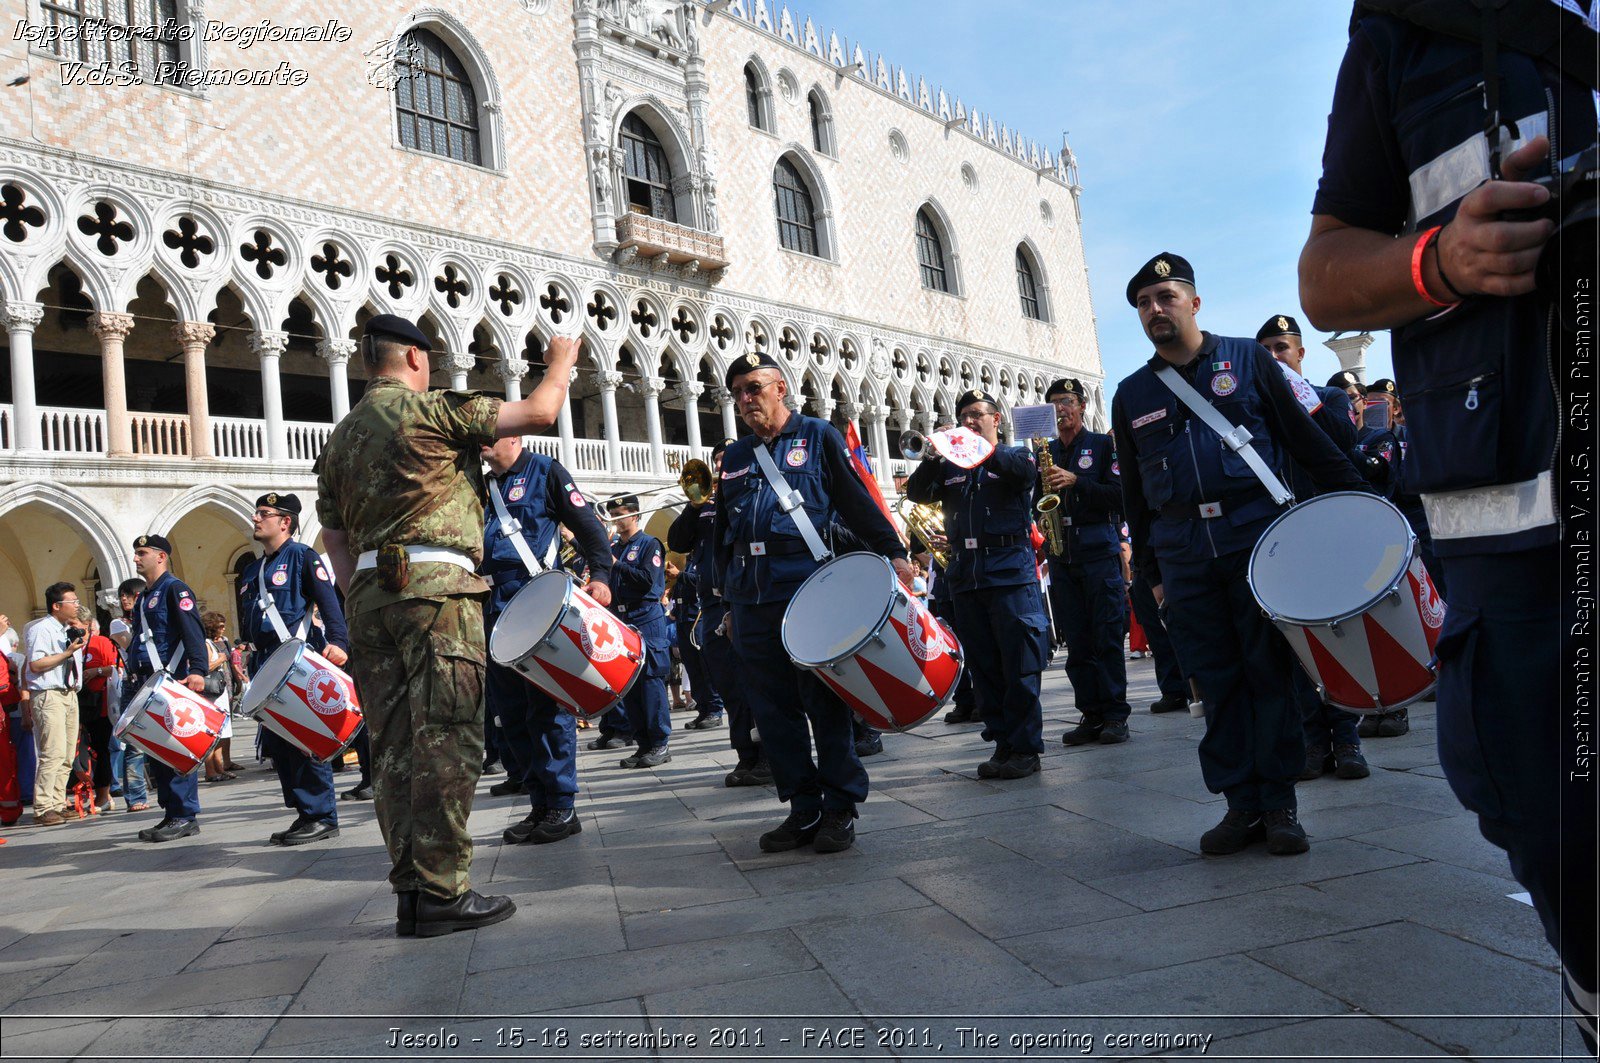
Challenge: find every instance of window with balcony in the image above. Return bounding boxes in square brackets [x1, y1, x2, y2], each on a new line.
[394, 28, 483, 166]
[620, 113, 677, 222]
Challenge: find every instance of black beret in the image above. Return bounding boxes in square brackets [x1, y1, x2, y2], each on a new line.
[710, 438, 735, 459]
[956, 388, 999, 414]
[364, 313, 432, 352]
[255, 492, 302, 516]
[1370, 378, 1399, 396]
[1256, 315, 1302, 342]
[724, 350, 782, 389]
[606, 494, 640, 514]
[1045, 377, 1086, 402]
[1327, 370, 1364, 390]
[133, 533, 173, 554]
[1126, 252, 1195, 306]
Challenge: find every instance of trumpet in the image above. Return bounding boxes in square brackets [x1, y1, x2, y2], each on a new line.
[899, 430, 929, 461]
[591, 459, 716, 523]
[894, 496, 949, 569]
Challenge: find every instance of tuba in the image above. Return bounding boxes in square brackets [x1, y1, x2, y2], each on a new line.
[894, 496, 949, 569]
[1032, 438, 1066, 556]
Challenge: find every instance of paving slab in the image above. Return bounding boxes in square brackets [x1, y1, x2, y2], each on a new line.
[624, 877, 930, 949]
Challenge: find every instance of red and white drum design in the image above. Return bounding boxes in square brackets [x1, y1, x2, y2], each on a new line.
[489, 572, 644, 720]
[1249, 491, 1445, 714]
[782, 552, 964, 731]
[113, 674, 225, 775]
[241, 640, 365, 763]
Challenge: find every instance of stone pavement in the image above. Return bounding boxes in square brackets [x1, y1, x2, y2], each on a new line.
[0, 661, 1584, 1061]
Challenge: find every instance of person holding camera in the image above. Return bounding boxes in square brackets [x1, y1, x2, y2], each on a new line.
[1299, 1, 1597, 1047]
[23, 582, 88, 826]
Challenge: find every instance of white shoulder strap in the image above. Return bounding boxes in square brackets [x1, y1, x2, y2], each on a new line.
[1153, 364, 1294, 506]
[488, 477, 545, 577]
[255, 552, 310, 643]
[752, 443, 832, 563]
[137, 594, 189, 674]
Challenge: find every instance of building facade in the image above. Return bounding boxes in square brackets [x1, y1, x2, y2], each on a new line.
[0, 0, 1103, 630]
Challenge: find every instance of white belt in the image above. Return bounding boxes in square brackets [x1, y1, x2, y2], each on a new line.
[1422, 471, 1555, 541]
[355, 546, 478, 573]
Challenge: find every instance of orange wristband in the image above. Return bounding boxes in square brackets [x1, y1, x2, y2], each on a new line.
[1411, 225, 1457, 308]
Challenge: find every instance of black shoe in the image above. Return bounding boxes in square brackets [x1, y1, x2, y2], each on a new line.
[1098, 721, 1130, 745]
[725, 760, 774, 787]
[280, 819, 339, 846]
[619, 750, 645, 769]
[1200, 809, 1265, 855]
[137, 818, 173, 841]
[854, 733, 884, 757]
[1262, 808, 1310, 855]
[480, 757, 502, 776]
[944, 703, 979, 724]
[1333, 744, 1370, 779]
[395, 890, 418, 936]
[590, 736, 628, 751]
[812, 809, 856, 854]
[489, 778, 525, 798]
[1149, 693, 1188, 714]
[994, 752, 1041, 779]
[270, 816, 312, 845]
[758, 809, 822, 852]
[1062, 721, 1103, 746]
[1300, 745, 1331, 781]
[503, 806, 548, 845]
[413, 889, 517, 938]
[340, 783, 374, 801]
[529, 808, 582, 844]
[148, 818, 200, 843]
[976, 747, 1012, 779]
[1375, 709, 1410, 737]
[636, 745, 672, 768]
[686, 713, 724, 730]
[1357, 714, 1380, 738]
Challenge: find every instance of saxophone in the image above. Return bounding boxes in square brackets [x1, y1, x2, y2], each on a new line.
[1033, 437, 1066, 556]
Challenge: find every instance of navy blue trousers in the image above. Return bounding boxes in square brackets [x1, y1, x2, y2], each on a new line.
[731, 601, 866, 813]
[1295, 664, 1360, 748]
[1130, 572, 1187, 699]
[699, 603, 758, 761]
[929, 596, 977, 712]
[146, 760, 200, 820]
[676, 617, 723, 715]
[261, 729, 337, 824]
[951, 582, 1050, 756]
[349, 726, 372, 786]
[1161, 549, 1303, 811]
[1047, 554, 1131, 723]
[486, 660, 576, 810]
[622, 616, 672, 750]
[1436, 549, 1594, 1037]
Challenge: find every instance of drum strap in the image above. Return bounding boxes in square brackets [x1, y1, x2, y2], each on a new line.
[137, 623, 185, 675]
[752, 443, 832, 563]
[1153, 365, 1295, 506]
[256, 555, 310, 645]
[487, 477, 559, 579]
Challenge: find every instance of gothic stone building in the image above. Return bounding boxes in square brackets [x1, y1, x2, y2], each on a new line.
[0, 0, 1102, 630]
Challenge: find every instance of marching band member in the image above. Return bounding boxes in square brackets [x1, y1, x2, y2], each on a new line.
[123, 534, 210, 842]
[905, 389, 1051, 780]
[1114, 254, 1366, 857]
[238, 492, 350, 846]
[605, 496, 673, 769]
[1041, 378, 1132, 748]
[713, 352, 909, 853]
[480, 434, 612, 844]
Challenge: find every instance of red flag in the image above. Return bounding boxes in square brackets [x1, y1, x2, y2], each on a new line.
[844, 420, 897, 531]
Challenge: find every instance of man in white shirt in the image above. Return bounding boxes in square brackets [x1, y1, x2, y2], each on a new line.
[25, 582, 87, 826]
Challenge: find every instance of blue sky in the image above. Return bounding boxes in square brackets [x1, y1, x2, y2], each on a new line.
[796, 0, 1393, 389]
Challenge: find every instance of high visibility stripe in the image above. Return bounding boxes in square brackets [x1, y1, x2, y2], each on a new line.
[1422, 470, 1555, 540]
[1406, 111, 1547, 228]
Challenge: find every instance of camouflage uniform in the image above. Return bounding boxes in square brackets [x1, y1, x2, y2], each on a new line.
[315, 377, 501, 899]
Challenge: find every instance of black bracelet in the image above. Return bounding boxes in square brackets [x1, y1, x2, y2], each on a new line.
[1433, 229, 1467, 301]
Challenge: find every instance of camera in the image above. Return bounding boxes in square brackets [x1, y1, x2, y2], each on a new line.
[65, 626, 87, 643]
[1504, 145, 1599, 329]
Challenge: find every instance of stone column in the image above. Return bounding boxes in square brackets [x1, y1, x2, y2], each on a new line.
[641, 375, 667, 476]
[318, 338, 356, 421]
[497, 357, 529, 402]
[90, 311, 135, 457]
[677, 382, 704, 454]
[172, 322, 216, 458]
[815, 397, 836, 426]
[598, 370, 623, 474]
[1324, 332, 1375, 382]
[713, 385, 738, 441]
[252, 331, 290, 463]
[2, 302, 44, 451]
[445, 353, 473, 392]
[866, 405, 893, 488]
[557, 367, 577, 470]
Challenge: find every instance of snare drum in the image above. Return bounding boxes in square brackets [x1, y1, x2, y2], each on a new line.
[113, 674, 225, 776]
[782, 552, 963, 731]
[1249, 491, 1445, 713]
[240, 640, 365, 763]
[489, 571, 644, 720]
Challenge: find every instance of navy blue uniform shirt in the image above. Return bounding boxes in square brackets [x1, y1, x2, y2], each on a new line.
[238, 540, 349, 669]
[1044, 427, 1122, 562]
[904, 440, 1039, 594]
[482, 450, 612, 616]
[127, 571, 209, 680]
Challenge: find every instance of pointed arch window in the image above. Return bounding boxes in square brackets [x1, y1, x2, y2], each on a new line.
[808, 90, 836, 156]
[1017, 249, 1042, 320]
[915, 208, 950, 293]
[773, 157, 818, 256]
[620, 113, 677, 221]
[394, 28, 483, 165]
[745, 63, 774, 132]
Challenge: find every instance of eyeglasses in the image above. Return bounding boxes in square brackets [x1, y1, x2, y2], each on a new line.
[959, 408, 996, 423]
[732, 380, 777, 402]
[252, 509, 286, 520]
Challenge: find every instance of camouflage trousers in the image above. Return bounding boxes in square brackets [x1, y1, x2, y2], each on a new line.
[347, 595, 486, 899]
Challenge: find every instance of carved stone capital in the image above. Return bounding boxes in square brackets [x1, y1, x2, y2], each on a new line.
[597, 370, 625, 391]
[250, 330, 290, 359]
[1, 301, 45, 333]
[783, 394, 801, 412]
[318, 338, 357, 366]
[444, 353, 476, 375]
[171, 321, 216, 349]
[677, 381, 705, 401]
[89, 311, 136, 342]
[709, 385, 734, 407]
[496, 357, 530, 383]
[641, 375, 667, 399]
[839, 400, 862, 422]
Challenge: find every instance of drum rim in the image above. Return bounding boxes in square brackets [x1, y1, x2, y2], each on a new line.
[112, 672, 164, 737]
[1248, 491, 1417, 626]
[489, 571, 574, 665]
[780, 551, 897, 667]
[241, 639, 307, 719]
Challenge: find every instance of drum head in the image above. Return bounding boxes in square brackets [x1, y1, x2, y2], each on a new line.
[245, 640, 303, 711]
[782, 552, 895, 666]
[112, 674, 161, 736]
[489, 572, 572, 665]
[1250, 491, 1414, 624]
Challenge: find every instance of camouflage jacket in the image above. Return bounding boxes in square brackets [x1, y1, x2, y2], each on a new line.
[316, 377, 502, 616]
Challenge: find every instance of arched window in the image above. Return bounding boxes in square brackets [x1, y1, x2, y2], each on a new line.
[395, 29, 482, 165]
[773, 157, 818, 256]
[745, 62, 773, 132]
[40, 0, 185, 82]
[620, 113, 677, 221]
[1017, 248, 1042, 320]
[916, 208, 950, 293]
[808, 90, 835, 156]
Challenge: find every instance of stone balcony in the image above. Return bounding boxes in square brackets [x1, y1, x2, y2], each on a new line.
[614, 212, 730, 273]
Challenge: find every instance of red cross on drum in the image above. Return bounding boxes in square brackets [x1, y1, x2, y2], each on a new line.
[240, 641, 366, 763]
[113, 675, 226, 776]
[490, 572, 645, 721]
